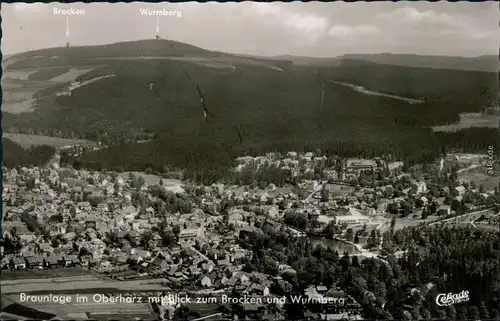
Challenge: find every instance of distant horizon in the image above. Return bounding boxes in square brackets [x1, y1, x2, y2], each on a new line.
[3, 38, 497, 60]
[2, 2, 497, 58]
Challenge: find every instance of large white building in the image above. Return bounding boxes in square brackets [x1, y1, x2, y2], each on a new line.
[178, 227, 205, 246]
[336, 215, 369, 225]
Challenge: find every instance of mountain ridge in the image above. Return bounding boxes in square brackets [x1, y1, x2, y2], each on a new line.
[268, 53, 499, 72]
[6, 39, 498, 72]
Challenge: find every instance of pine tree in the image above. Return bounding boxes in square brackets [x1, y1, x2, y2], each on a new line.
[479, 301, 490, 320]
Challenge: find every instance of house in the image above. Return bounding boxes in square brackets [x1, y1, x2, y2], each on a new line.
[1, 256, 10, 269]
[64, 255, 79, 267]
[96, 203, 108, 212]
[127, 230, 141, 244]
[45, 256, 61, 267]
[236, 156, 254, 165]
[150, 258, 169, 272]
[77, 201, 91, 211]
[388, 162, 404, 172]
[316, 285, 328, 293]
[410, 182, 427, 195]
[345, 159, 376, 172]
[249, 284, 270, 296]
[233, 271, 250, 284]
[336, 215, 369, 225]
[12, 257, 26, 270]
[80, 255, 96, 268]
[416, 196, 429, 207]
[117, 230, 127, 240]
[201, 275, 212, 287]
[437, 205, 451, 216]
[131, 249, 151, 261]
[116, 254, 128, 265]
[27, 256, 44, 269]
[178, 227, 205, 246]
[455, 186, 466, 196]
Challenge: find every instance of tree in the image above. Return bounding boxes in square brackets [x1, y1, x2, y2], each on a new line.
[402, 202, 413, 216]
[421, 207, 429, 219]
[161, 230, 175, 247]
[135, 176, 146, 190]
[354, 232, 360, 244]
[429, 202, 437, 214]
[320, 187, 329, 202]
[159, 178, 164, 186]
[141, 231, 153, 249]
[479, 184, 485, 193]
[468, 306, 480, 320]
[345, 228, 354, 242]
[172, 225, 181, 236]
[479, 301, 490, 320]
[390, 216, 396, 235]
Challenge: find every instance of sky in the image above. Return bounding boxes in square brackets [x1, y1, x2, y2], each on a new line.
[1, 2, 498, 57]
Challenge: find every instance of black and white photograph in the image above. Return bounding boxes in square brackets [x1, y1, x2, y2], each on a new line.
[1, 2, 500, 320]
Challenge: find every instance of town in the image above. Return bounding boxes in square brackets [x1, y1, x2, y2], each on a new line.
[2, 149, 499, 320]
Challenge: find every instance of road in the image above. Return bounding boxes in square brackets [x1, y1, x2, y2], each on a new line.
[304, 181, 327, 203]
[457, 164, 481, 173]
[188, 246, 211, 262]
[426, 207, 497, 227]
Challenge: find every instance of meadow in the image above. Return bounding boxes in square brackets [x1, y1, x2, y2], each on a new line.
[3, 133, 90, 149]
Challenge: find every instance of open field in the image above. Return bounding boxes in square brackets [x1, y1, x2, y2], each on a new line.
[379, 215, 440, 233]
[27, 67, 70, 81]
[1, 273, 170, 294]
[433, 113, 500, 132]
[325, 183, 355, 196]
[2, 66, 98, 114]
[2, 272, 165, 319]
[3, 70, 38, 80]
[1, 96, 36, 113]
[1, 267, 100, 281]
[50, 68, 95, 82]
[3, 133, 90, 149]
[91, 313, 157, 321]
[458, 172, 500, 192]
[121, 172, 184, 193]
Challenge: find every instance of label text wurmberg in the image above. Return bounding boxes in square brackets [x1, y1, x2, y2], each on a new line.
[140, 8, 181, 17]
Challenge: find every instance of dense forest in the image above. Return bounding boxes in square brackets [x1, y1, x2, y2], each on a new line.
[65, 126, 499, 185]
[327, 60, 498, 118]
[2, 138, 55, 168]
[239, 224, 500, 321]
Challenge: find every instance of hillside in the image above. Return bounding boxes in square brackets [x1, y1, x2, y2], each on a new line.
[341, 53, 500, 73]
[3, 39, 499, 180]
[5, 39, 292, 70]
[327, 59, 498, 113]
[258, 53, 499, 72]
[247, 54, 343, 67]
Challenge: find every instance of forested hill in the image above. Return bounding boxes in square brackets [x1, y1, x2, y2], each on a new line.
[3, 39, 498, 179]
[4, 39, 293, 71]
[341, 53, 500, 73]
[328, 59, 498, 114]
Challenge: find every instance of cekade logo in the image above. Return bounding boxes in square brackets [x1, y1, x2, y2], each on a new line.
[436, 290, 470, 307]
